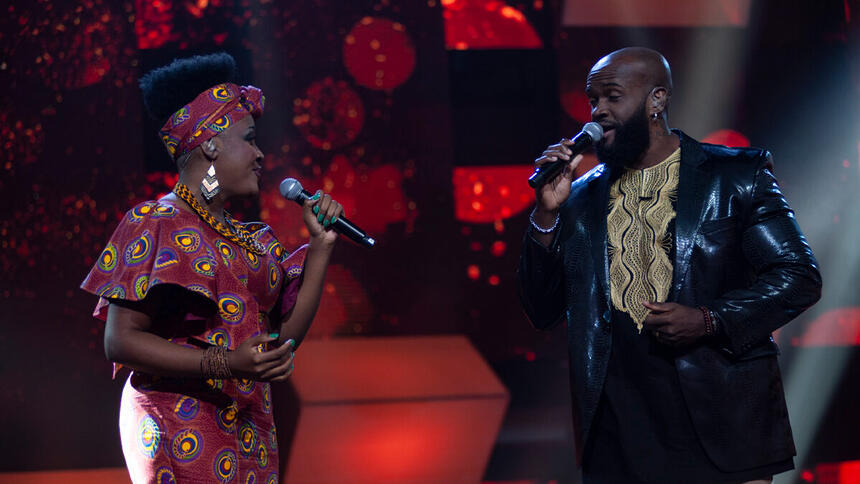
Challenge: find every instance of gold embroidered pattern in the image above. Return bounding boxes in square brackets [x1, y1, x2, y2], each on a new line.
[607, 148, 681, 331]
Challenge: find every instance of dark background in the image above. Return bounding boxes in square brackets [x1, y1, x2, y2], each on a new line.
[1, 0, 858, 482]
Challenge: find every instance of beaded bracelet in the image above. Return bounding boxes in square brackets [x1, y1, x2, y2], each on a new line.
[709, 309, 720, 334]
[699, 306, 714, 337]
[201, 346, 233, 379]
[529, 207, 560, 234]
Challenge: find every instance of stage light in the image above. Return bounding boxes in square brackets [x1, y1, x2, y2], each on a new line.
[453, 166, 534, 223]
[792, 308, 860, 347]
[443, 0, 542, 50]
[344, 17, 416, 90]
[702, 129, 750, 147]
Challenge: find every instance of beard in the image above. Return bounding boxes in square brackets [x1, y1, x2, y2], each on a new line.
[595, 102, 650, 169]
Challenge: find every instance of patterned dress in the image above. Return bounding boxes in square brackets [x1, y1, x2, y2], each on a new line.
[81, 199, 306, 484]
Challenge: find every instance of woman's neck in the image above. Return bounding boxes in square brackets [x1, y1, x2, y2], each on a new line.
[173, 177, 228, 224]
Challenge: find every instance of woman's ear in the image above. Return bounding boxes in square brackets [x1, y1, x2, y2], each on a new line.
[201, 139, 218, 161]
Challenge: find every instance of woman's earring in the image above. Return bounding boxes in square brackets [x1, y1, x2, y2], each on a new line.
[201, 163, 220, 202]
[651, 112, 660, 120]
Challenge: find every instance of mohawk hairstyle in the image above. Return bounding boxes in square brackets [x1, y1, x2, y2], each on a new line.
[139, 52, 237, 122]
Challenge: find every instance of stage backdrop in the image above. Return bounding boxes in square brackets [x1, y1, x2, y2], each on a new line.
[1, 0, 859, 482]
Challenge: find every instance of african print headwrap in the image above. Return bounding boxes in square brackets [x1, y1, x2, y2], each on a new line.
[159, 82, 265, 161]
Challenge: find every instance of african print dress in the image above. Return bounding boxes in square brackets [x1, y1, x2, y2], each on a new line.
[81, 199, 306, 484]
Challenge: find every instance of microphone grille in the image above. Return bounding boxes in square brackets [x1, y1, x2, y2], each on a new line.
[582, 122, 603, 141]
[279, 178, 304, 201]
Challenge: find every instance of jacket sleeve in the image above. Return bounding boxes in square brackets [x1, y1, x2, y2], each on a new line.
[711, 152, 822, 355]
[517, 223, 567, 330]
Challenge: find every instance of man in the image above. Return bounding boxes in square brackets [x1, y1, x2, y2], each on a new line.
[518, 47, 821, 483]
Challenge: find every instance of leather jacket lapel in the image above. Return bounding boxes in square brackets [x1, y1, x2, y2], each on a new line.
[588, 164, 613, 305]
[672, 131, 709, 300]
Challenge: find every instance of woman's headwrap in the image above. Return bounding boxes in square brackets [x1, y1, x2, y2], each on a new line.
[159, 82, 265, 161]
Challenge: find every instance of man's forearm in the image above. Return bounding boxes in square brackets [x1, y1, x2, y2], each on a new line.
[518, 230, 566, 330]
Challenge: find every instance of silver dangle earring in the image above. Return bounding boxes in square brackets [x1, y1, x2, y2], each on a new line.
[201, 163, 220, 202]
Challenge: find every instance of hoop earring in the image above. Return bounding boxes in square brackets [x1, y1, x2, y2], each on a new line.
[201, 163, 220, 202]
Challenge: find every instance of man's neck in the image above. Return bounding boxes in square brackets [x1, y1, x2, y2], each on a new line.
[629, 129, 680, 170]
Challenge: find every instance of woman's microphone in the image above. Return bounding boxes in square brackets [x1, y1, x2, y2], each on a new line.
[279, 178, 376, 248]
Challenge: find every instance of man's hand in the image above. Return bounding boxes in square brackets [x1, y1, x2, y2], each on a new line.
[642, 301, 706, 347]
[529, 141, 583, 248]
[534, 140, 584, 215]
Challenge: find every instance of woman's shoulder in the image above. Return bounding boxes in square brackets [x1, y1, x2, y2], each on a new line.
[234, 220, 285, 261]
[230, 219, 304, 265]
[121, 198, 193, 225]
[81, 199, 217, 310]
[109, 199, 204, 244]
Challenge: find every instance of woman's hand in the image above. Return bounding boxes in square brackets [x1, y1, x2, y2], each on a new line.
[227, 334, 295, 382]
[303, 190, 344, 246]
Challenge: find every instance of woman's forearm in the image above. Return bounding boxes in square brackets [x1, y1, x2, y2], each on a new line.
[105, 304, 206, 377]
[106, 327, 206, 377]
[278, 238, 334, 348]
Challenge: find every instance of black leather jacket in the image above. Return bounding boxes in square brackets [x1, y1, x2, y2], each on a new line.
[518, 131, 822, 471]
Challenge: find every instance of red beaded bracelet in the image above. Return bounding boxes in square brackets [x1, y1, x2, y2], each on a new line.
[699, 306, 714, 337]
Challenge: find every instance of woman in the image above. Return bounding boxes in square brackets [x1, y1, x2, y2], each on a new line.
[81, 53, 342, 483]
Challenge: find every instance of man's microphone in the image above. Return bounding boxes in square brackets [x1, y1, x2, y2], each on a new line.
[279, 178, 376, 248]
[528, 122, 603, 189]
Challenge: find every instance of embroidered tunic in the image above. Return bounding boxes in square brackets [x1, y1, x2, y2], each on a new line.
[607, 148, 680, 330]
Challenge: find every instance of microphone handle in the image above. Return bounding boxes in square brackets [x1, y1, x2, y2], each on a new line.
[528, 130, 595, 189]
[295, 189, 376, 248]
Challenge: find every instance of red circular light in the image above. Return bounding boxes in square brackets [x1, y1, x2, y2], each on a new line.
[702, 129, 750, 148]
[561, 91, 593, 124]
[467, 265, 480, 280]
[490, 240, 506, 257]
[293, 77, 365, 151]
[343, 17, 416, 91]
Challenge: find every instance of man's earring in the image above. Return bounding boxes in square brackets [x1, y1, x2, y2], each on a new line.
[201, 163, 220, 202]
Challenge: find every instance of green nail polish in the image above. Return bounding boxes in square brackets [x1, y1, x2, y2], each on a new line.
[311, 193, 321, 200]
[323, 219, 330, 227]
[268, 332, 279, 339]
[286, 339, 295, 348]
[312, 206, 319, 214]
[332, 215, 338, 223]
[317, 213, 324, 222]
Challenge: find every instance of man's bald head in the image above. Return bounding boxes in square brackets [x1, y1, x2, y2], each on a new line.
[588, 47, 673, 94]
[590, 47, 672, 92]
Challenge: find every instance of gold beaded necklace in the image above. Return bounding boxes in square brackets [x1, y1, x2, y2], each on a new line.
[172, 183, 267, 255]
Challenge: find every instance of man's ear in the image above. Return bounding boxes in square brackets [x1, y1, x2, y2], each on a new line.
[650, 86, 669, 115]
[201, 139, 218, 161]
